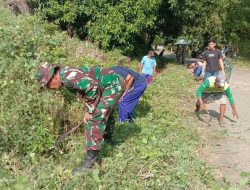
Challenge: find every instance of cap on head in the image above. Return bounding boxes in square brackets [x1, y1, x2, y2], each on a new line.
[215, 72, 226, 87]
[35, 62, 60, 87]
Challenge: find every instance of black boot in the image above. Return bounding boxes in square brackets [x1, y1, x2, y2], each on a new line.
[72, 150, 99, 175]
[104, 112, 115, 144]
[103, 133, 112, 143]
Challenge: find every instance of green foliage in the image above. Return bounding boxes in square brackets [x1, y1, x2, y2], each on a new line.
[28, 0, 162, 55]
[28, 0, 84, 24]
[0, 4, 235, 189]
[0, 65, 223, 189]
[0, 8, 67, 155]
[233, 58, 250, 68]
[27, 0, 250, 57]
[222, 0, 250, 57]
[0, 5, 129, 157]
[88, 0, 161, 54]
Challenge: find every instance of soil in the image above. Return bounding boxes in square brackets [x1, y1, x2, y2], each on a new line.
[197, 66, 250, 188]
[159, 54, 249, 187]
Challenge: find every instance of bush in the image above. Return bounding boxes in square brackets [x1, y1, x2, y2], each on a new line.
[27, 0, 162, 55]
[0, 6, 130, 156]
[0, 6, 223, 190]
[0, 8, 73, 155]
[0, 65, 222, 189]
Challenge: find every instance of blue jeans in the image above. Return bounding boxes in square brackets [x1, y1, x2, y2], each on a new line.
[204, 70, 220, 80]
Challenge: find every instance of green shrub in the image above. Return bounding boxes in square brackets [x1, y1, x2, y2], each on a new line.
[0, 65, 223, 189]
[0, 8, 70, 155]
[0, 6, 129, 156]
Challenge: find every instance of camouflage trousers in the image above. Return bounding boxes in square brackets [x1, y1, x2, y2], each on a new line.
[85, 78, 125, 151]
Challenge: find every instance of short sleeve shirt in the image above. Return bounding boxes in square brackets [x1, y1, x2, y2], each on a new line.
[203, 49, 223, 73]
[140, 56, 157, 75]
[112, 66, 146, 86]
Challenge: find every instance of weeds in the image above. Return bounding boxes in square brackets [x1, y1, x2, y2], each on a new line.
[0, 6, 224, 190]
[1, 65, 223, 189]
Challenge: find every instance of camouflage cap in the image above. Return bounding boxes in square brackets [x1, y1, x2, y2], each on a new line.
[35, 63, 60, 87]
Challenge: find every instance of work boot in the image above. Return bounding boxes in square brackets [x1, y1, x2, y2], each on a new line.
[72, 150, 99, 175]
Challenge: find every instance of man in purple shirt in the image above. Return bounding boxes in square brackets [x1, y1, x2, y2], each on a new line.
[112, 66, 147, 122]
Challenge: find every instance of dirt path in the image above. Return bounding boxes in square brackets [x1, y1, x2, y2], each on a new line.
[198, 66, 250, 188]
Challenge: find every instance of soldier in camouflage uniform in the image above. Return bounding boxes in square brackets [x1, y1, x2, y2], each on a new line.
[36, 63, 125, 174]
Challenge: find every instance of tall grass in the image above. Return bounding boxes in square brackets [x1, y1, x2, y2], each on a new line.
[0, 5, 223, 190]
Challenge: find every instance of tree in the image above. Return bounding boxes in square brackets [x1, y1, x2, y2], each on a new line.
[222, 0, 250, 56]
[27, 0, 249, 56]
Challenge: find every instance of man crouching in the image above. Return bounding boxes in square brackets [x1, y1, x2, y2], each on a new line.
[36, 63, 125, 174]
[196, 73, 239, 125]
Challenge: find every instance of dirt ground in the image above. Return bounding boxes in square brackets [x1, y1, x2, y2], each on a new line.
[197, 66, 250, 188]
[162, 54, 250, 187]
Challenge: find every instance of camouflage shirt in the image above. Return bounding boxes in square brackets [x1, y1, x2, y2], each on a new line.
[59, 66, 123, 113]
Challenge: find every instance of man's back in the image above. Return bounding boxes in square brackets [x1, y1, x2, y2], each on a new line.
[202, 76, 229, 93]
[196, 76, 235, 105]
[112, 66, 145, 86]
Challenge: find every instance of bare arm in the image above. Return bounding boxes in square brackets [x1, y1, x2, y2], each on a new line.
[198, 97, 203, 105]
[153, 66, 156, 78]
[198, 97, 205, 108]
[230, 104, 239, 119]
[125, 74, 134, 92]
[119, 74, 134, 102]
[138, 63, 142, 74]
[219, 58, 225, 74]
[201, 61, 207, 79]
[196, 79, 210, 110]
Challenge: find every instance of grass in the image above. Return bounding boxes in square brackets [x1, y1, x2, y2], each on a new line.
[0, 4, 225, 189]
[0, 64, 224, 189]
[232, 57, 250, 69]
